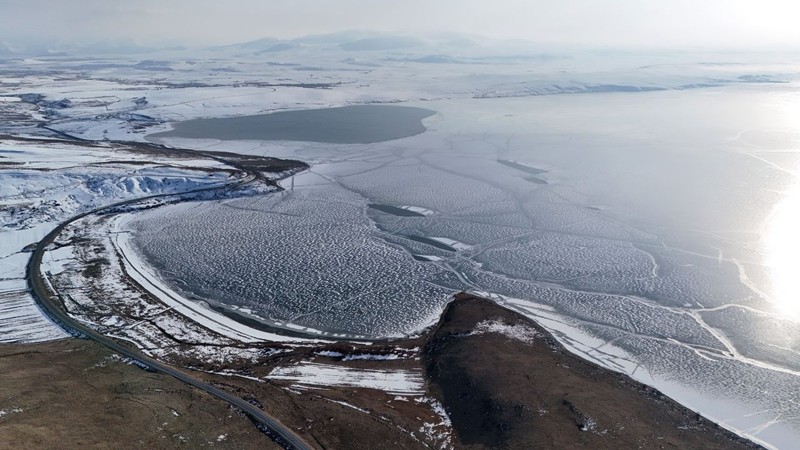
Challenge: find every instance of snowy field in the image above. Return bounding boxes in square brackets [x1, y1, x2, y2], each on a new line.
[0, 138, 236, 343]
[268, 362, 424, 395]
[2, 37, 800, 448]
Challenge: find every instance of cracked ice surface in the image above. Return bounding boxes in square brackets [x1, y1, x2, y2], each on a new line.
[4, 45, 800, 448]
[128, 172, 454, 337]
[137, 89, 800, 448]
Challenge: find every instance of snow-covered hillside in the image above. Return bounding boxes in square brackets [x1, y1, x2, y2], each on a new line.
[0, 138, 236, 343]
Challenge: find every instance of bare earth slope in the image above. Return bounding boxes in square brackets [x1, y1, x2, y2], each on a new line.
[1, 294, 764, 449]
[0, 340, 276, 450]
[423, 294, 761, 450]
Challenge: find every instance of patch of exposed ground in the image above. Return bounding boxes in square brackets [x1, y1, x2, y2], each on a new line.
[188, 338, 449, 450]
[423, 293, 761, 450]
[0, 339, 276, 450]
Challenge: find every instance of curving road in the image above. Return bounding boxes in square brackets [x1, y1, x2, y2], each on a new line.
[26, 158, 314, 450]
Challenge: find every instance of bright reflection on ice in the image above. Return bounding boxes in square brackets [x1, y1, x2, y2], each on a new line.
[766, 180, 800, 319]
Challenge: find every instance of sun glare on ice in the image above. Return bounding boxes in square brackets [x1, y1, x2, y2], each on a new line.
[766, 180, 800, 319]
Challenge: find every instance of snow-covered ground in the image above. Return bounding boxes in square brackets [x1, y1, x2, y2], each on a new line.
[0, 138, 237, 343]
[468, 318, 541, 344]
[267, 361, 424, 396]
[0, 221, 67, 343]
[0, 138, 331, 365]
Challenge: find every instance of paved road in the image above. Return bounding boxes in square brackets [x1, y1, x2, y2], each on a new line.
[26, 163, 314, 450]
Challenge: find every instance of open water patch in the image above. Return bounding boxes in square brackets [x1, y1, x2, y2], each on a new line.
[149, 105, 436, 144]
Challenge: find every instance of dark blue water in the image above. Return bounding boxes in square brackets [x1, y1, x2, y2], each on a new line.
[149, 105, 436, 144]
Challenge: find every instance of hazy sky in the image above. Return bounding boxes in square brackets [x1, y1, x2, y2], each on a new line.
[2, 0, 799, 50]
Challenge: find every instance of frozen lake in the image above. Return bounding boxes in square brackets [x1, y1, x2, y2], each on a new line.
[149, 105, 436, 144]
[133, 85, 800, 446]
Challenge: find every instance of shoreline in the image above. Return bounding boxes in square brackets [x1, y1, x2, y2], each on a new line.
[9, 135, 778, 448]
[64, 166, 771, 448]
[147, 105, 438, 144]
[114, 209, 442, 344]
[78, 209, 777, 447]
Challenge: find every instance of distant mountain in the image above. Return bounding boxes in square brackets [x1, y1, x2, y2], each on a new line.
[1, 30, 556, 59]
[20, 31, 558, 63]
[0, 38, 158, 57]
[220, 31, 470, 54]
[217, 37, 281, 52]
[290, 30, 381, 45]
[260, 42, 297, 53]
[0, 41, 17, 56]
[220, 31, 428, 53]
[217, 31, 555, 59]
[339, 36, 426, 51]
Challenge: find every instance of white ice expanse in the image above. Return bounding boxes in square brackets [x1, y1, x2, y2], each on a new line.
[128, 171, 456, 337]
[111, 214, 323, 343]
[0, 139, 234, 343]
[138, 88, 800, 449]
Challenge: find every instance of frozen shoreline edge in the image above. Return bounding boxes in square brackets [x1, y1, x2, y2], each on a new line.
[14, 133, 778, 449]
[112, 208, 774, 448]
